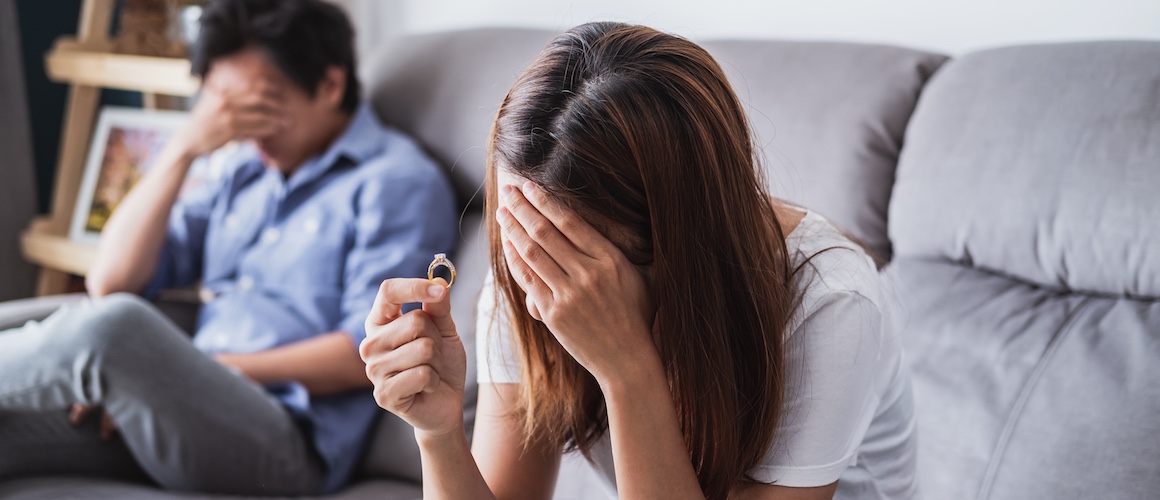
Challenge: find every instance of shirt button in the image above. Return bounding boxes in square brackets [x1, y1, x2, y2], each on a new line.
[261, 228, 281, 244]
[303, 217, 320, 234]
[237, 275, 254, 291]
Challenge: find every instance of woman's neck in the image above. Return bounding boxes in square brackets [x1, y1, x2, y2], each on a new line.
[771, 200, 806, 236]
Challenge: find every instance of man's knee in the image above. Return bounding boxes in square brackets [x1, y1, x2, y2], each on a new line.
[93, 293, 156, 320]
[57, 293, 163, 352]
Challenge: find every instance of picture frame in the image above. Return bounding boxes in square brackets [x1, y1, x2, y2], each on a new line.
[69, 106, 213, 244]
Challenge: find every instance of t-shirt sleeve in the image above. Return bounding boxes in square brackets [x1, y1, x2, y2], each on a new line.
[475, 271, 522, 385]
[750, 290, 884, 487]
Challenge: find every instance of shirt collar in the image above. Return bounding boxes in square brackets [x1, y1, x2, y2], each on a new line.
[263, 104, 388, 192]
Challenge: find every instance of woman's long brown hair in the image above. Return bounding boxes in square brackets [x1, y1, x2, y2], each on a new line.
[484, 22, 798, 499]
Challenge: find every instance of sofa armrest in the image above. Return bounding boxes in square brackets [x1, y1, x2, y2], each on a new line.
[0, 293, 200, 335]
[0, 294, 87, 331]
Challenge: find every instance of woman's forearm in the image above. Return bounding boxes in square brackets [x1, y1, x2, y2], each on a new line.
[601, 350, 705, 500]
[417, 428, 497, 500]
[86, 140, 197, 296]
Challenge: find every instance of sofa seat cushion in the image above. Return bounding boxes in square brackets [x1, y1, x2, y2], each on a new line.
[887, 258, 1160, 500]
[0, 477, 422, 500]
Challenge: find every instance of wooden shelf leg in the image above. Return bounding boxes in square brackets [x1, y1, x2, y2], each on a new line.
[42, 84, 101, 235]
[36, 268, 74, 296]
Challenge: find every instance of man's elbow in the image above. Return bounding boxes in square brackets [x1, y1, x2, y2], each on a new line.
[85, 273, 115, 298]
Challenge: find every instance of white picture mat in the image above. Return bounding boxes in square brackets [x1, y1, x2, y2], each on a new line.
[70, 107, 190, 244]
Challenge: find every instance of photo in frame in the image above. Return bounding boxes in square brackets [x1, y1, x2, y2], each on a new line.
[69, 106, 233, 244]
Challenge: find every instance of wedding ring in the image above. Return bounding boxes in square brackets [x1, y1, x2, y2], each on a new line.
[427, 253, 456, 288]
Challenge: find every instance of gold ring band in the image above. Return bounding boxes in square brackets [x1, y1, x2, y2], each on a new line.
[427, 253, 456, 288]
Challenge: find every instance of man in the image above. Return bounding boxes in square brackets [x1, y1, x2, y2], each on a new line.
[0, 0, 457, 495]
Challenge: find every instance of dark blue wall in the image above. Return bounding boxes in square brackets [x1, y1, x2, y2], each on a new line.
[17, 0, 142, 214]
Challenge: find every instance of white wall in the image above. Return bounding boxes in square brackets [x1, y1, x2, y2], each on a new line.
[344, 0, 1160, 57]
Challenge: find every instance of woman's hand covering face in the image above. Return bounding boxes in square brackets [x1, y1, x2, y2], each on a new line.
[497, 181, 656, 385]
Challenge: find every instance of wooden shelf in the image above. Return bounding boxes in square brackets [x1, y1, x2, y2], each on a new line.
[27, 1, 195, 295]
[21, 227, 98, 277]
[45, 42, 199, 96]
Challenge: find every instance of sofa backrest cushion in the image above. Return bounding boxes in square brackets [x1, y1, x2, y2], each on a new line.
[704, 40, 947, 259]
[889, 41, 1160, 299]
[365, 28, 557, 209]
[366, 29, 948, 260]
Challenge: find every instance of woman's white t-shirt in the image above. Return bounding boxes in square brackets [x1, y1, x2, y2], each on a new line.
[475, 211, 918, 499]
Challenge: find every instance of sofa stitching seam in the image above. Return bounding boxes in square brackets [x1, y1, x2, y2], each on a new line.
[975, 295, 1093, 500]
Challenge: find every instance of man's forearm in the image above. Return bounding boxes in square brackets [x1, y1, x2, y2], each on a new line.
[215, 331, 371, 395]
[86, 141, 197, 296]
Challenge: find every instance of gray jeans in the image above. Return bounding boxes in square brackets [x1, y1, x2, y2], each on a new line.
[0, 293, 324, 496]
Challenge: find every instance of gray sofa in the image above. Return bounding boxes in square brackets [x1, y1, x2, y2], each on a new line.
[1, 28, 1156, 500]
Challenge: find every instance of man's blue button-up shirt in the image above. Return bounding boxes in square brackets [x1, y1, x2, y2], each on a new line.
[145, 105, 458, 493]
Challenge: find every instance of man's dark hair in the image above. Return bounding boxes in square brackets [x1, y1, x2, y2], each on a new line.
[191, 0, 360, 113]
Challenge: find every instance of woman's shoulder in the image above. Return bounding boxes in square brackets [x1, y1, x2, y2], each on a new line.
[784, 211, 885, 328]
[762, 212, 909, 492]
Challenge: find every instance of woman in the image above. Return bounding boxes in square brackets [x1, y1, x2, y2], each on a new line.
[359, 22, 916, 499]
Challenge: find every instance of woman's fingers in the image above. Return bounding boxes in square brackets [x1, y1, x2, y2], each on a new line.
[525, 293, 543, 322]
[497, 206, 568, 289]
[373, 365, 440, 413]
[421, 278, 457, 337]
[499, 184, 580, 275]
[362, 310, 436, 360]
[364, 333, 442, 380]
[362, 310, 446, 412]
[361, 278, 453, 381]
[517, 181, 612, 258]
[366, 278, 447, 328]
[502, 239, 553, 312]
